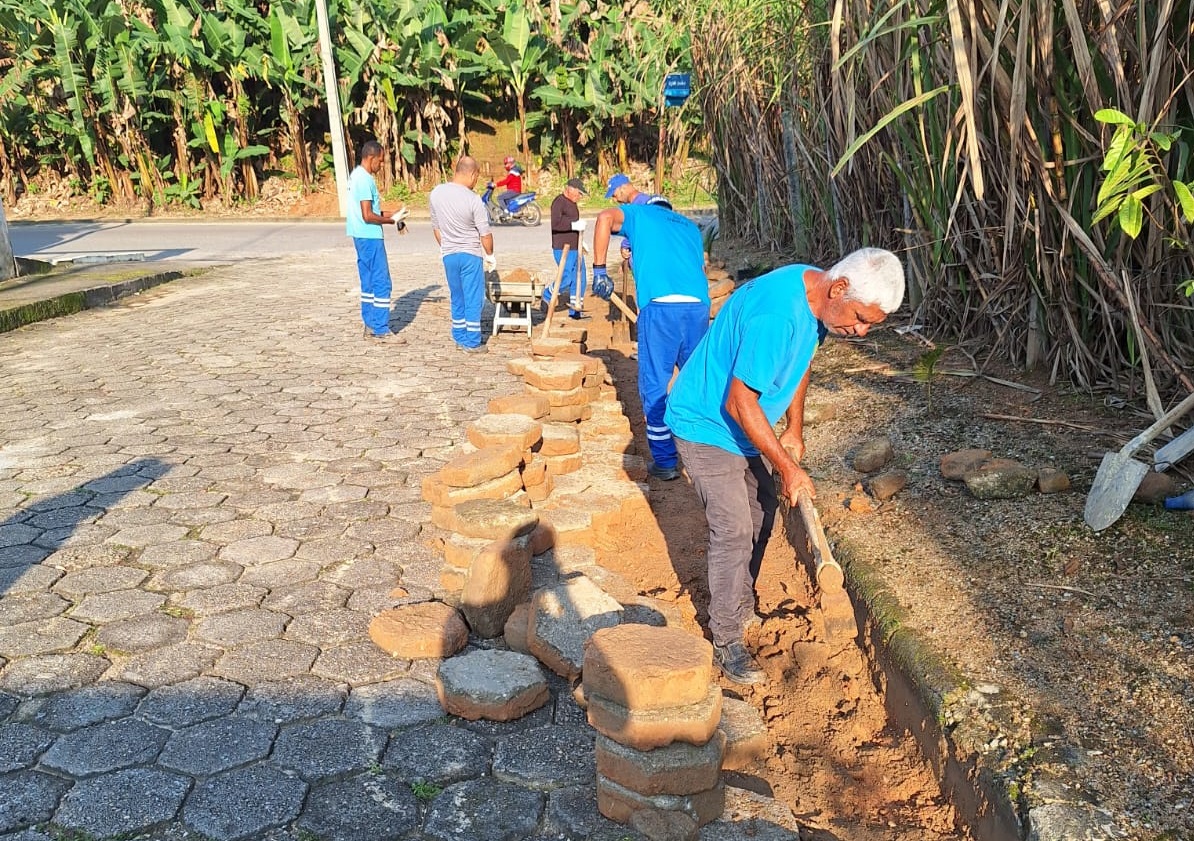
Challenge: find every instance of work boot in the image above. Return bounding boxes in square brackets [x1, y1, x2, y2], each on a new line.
[647, 462, 681, 481]
[713, 641, 765, 685]
[459, 344, 489, 354]
[369, 332, 406, 345]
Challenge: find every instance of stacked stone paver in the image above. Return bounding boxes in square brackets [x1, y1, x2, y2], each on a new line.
[0, 251, 798, 841]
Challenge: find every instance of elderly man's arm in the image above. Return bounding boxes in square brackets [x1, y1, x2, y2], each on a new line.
[725, 377, 815, 506]
[777, 368, 811, 463]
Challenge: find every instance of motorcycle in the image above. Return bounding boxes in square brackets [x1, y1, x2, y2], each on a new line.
[481, 182, 542, 226]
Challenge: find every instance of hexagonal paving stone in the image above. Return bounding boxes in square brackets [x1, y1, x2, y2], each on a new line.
[169, 582, 267, 616]
[235, 675, 345, 725]
[297, 772, 420, 841]
[219, 535, 299, 565]
[0, 653, 109, 696]
[492, 725, 596, 791]
[26, 505, 102, 530]
[96, 613, 190, 653]
[0, 723, 55, 772]
[147, 560, 243, 591]
[200, 519, 273, 544]
[182, 764, 307, 841]
[0, 770, 71, 834]
[36, 523, 118, 550]
[311, 642, 411, 686]
[346, 518, 421, 545]
[26, 682, 145, 732]
[51, 565, 148, 598]
[54, 768, 191, 838]
[299, 484, 368, 504]
[262, 581, 349, 615]
[69, 589, 166, 624]
[153, 491, 228, 510]
[0, 546, 51, 569]
[547, 783, 645, 841]
[293, 537, 373, 565]
[0, 617, 89, 657]
[382, 722, 494, 785]
[283, 608, 370, 647]
[110, 642, 221, 689]
[344, 678, 444, 730]
[238, 559, 322, 589]
[215, 639, 319, 684]
[195, 608, 289, 647]
[104, 523, 189, 548]
[323, 557, 401, 590]
[272, 718, 387, 781]
[423, 778, 545, 841]
[0, 565, 63, 595]
[159, 716, 277, 776]
[85, 474, 155, 495]
[137, 675, 246, 727]
[41, 717, 169, 776]
[0, 524, 40, 549]
[138, 540, 219, 569]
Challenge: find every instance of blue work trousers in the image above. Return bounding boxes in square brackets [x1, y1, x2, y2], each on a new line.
[442, 252, 485, 348]
[637, 300, 710, 469]
[545, 248, 587, 316]
[354, 238, 392, 336]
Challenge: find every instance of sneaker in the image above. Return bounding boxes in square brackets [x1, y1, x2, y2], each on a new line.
[568, 311, 589, 320]
[459, 344, 489, 354]
[647, 462, 681, 481]
[713, 641, 766, 685]
[369, 332, 406, 344]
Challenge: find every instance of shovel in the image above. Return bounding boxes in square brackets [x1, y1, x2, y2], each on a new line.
[1084, 390, 1194, 531]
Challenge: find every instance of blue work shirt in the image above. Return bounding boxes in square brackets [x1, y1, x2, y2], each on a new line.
[346, 165, 383, 240]
[618, 204, 709, 305]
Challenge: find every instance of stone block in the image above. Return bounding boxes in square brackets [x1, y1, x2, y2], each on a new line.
[940, 448, 992, 480]
[529, 521, 556, 555]
[444, 533, 490, 568]
[531, 337, 578, 357]
[526, 476, 554, 502]
[488, 393, 550, 419]
[538, 423, 582, 456]
[550, 404, 592, 423]
[435, 498, 540, 541]
[719, 697, 769, 770]
[553, 352, 605, 376]
[596, 731, 725, 796]
[438, 567, 467, 596]
[582, 373, 603, 387]
[369, 602, 469, 659]
[583, 625, 713, 711]
[587, 683, 723, 750]
[439, 444, 525, 488]
[525, 383, 589, 407]
[504, 603, 532, 654]
[527, 575, 623, 678]
[538, 506, 595, 548]
[524, 361, 586, 391]
[505, 357, 535, 377]
[597, 775, 725, 830]
[1037, 468, 1071, 494]
[467, 414, 544, 451]
[461, 537, 533, 638]
[437, 649, 550, 721]
[852, 436, 894, 473]
[521, 455, 549, 487]
[544, 452, 583, 476]
[963, 458, 1037, 499]
[421, 469, 523, 507]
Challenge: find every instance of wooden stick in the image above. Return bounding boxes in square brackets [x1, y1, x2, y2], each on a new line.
[1024, 582, 1100, 599]
[980, 413, 1104, 431]
[795, 490, 844, 593]
[608, 291, 638, 323]
[539, 244, 570, 341]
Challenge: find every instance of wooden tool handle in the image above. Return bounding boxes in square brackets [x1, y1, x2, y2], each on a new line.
[539, 243, 570, 341]
[608, 291, 637, 323]
[796, 490, 844, 592]
[1125, 390, 1194, 456]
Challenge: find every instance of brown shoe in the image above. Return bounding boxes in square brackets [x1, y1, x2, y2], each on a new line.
[369, 332, 406, 345]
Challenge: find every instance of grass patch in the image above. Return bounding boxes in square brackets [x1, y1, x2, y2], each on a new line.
[409, 781, 443, 802]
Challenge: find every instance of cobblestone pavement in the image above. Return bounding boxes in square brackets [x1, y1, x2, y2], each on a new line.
[0, 247, 704, 841]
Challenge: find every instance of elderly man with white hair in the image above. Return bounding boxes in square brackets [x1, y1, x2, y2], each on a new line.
[665, 247, 905, 684]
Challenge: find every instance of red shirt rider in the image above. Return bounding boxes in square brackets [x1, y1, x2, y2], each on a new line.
[494, 156, 523, 209]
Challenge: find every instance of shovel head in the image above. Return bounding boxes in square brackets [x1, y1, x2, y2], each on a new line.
[1084, 452, 1151, 531]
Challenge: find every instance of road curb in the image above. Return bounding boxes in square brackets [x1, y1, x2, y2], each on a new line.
[0, 270, 194, 334]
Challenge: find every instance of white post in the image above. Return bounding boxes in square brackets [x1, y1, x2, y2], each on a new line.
[314, 0, 350, 218]
[0, 199, 15, 281]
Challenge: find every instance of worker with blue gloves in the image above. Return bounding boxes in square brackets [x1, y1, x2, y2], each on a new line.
[591, 194, 709, 481]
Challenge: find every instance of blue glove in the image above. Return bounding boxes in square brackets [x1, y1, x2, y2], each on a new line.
[591, 266, 613, 300]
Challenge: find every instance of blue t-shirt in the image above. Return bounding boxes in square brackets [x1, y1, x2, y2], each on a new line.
[618, 204, 709, 305]
[665, 265, 824, 456]
[346, 165, 382, 240]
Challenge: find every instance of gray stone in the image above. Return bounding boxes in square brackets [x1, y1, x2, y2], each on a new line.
[283, 607, 370, 646]
[0, 770, 70, 834]
[137, 675, 245, 727]
[96, 612, 189, 653]
[424, 778, 545, 841]
[698, 819, 799, 840]
[294, 537, 374, 566]
[69, 589, 166, 623]
[1027, 803, 1119, 841]
[112, 641, 220, 688]
[53, 768, 191, 838]
[0, 828, 56, 841]
[963, 458, 1038, 500]
[437, 649, 550, 722]
[201, 519, 274, 544]
[148, 560, 243, 591]
[41, 717, 169, 776]
[0, 723, 55, 772]
[0, 653, 109, 696]
[0, 617, 88, 657]
[297, 773, 420, 841]
[0, 593, 68, 626]
[548, 784, 646, 841]
[239, 559, 321, 589]
[852, 436, 894, 473]
[26, 681, 144, 731]
[344, 678, 443, 729]
[51, 565, 148, 598]
[272, 718, 387, 781]
[0, 546, 50, 569]
[182, 765, 307, 841]
[159, 716, 277, 775]
[262, 581, 350, 614]
[137, 539, 218, 569]
[312, 641, 411, 686]
[493, 725, 595, 790]
[528, 575, 624, 679]
[219, 535, 299, 565]
[237, 675, 346, 724]
[382, 722, 493, 785]
[323, 557, 401, 589]
[554, 690, 589, 728]
[215, 639, 318, 684]
[457, 699, 555, 738]
[170, 582, 267, 616]
[0, 565, 61, 595]
[43, 544, 131, 571]
[105, 523, 189, 547]
[195, 608, 290, 646]
[0, 691, 15, 719]
[0, 524, 39, 549]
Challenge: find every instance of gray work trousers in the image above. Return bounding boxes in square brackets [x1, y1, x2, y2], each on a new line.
[675, 437, 779, 646]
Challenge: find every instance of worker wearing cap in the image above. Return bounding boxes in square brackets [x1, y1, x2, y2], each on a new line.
[547, 177, 590, 320]
[605, 173, 671, 209]
[591, 178, 709, 481]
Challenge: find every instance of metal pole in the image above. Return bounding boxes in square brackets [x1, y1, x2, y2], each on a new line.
[314, 0, 350, 218]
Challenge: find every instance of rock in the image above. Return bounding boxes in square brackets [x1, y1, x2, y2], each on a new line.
[718, 697, 769, 770]
[529, 521, 556, 555]
[461, 537, 533, 639]
[504, 603, 532, 654]
[505, 357, 535, 377]
[852, 436, 894, 473]
[443, 533, 491, 569]
[492, 725, 596, 790]
[553, 352, 606, 376]
[867, 470, 908, 501]
[524, 361, 586, 391]
[466, 414, 543, 451]
[536, 506, 594, 548]
[421, 469, 524, 507]
[940, 448, 992, 480]
[596, 731, 725, 796]
[488, 393, 550, 419]
[543, 452, 583, 476]
[583, 625, 713, 711]
[525, 384, 590, 408]
[633, 808, 700, 841]
[527, 576, 624, 679]
[433, 498, 540, 541]
[803, 403, 837, 426]
[423, 778, 545, 841]
[1133, 470, 1176, 503]
[369, 602, 468, 659]
[597, 775, 724, 830]
[531, 337, 578, 357]
[847, 495, 875, 514]
[587, 683, 723, 751]
[439, 445, 525, 488]
[548, 404, 592, 423]
[538, 423, 581, 456]
[1036, 468, 1071, 494]
[520, 455, 549, 487]
[963, 458, 1037, 499]
[437, 649, 550, 722]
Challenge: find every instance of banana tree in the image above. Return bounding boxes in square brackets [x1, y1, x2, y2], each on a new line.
[486, 0, 547, 164]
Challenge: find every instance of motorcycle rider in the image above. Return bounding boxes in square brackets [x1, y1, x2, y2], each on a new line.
[491, 156, 524, 212]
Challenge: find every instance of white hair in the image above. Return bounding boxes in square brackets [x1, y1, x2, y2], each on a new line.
[825, 247, 905, 314]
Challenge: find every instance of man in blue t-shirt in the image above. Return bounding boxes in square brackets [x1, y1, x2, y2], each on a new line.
[347, 140, 409, 344]
[665, 248, 905, 685]
[591, 199, 709, 481]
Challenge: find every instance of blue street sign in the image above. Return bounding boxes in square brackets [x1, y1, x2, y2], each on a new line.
[664, 73, 691, 107]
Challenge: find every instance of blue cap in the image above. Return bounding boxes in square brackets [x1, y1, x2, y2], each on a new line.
[605, 173, 631, 199]
[620, 238, 632, 253]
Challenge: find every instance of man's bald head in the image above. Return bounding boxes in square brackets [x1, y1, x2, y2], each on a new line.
[453, 156, 480, 187]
